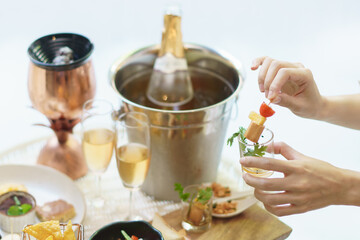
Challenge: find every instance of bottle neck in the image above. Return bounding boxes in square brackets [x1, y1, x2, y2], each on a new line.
[158, 14, 184, 58]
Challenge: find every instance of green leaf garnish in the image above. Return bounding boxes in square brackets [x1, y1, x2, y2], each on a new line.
[227, 127, 246, 147]
[7, 205, 23, 216]
[245, 144, 267, 157]
[174, 183, 212, 204]
[174, 183, 190, 202]
[227, 126, 267, 157]
[6, 196, 32, 216]
[21, 204, 32, 214]
[121, 230, 132, 240]
[197, 187, 213, 204]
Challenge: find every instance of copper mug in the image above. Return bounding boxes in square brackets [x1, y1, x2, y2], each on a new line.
[28, 33, 96, 179]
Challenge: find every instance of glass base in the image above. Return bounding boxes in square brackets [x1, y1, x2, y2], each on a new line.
[242, 167, 273, 178]
[182, 220, 211, 233]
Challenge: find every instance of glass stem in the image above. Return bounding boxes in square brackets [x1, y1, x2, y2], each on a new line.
[129, 190, 134, 220]
[95, 174, 102, 198]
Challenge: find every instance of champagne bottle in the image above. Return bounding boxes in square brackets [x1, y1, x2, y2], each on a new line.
[146, 6, 194, 109]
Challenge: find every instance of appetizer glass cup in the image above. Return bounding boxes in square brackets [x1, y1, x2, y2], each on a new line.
[239, 128, 274, 178]
[81, 99, 116, 208]
[181, 184, 212, 233]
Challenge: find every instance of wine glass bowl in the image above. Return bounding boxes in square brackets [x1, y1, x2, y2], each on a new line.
[115, 112, 151, 220]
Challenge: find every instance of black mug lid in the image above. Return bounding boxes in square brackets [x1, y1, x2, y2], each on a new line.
[28, 32, 94, 71]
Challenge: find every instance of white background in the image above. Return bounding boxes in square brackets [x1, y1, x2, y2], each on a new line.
[0, 0, 360, 239]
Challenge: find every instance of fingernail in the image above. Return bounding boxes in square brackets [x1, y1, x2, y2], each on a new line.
[240, 157, 246, 164]
[272, 96, 281, 104]
[268, 90, 275, 100]
[259, 83, 265, 92]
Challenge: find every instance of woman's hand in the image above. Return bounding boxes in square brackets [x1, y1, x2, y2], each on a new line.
[251, 56, 324, 119]
[240, 142, 360, 216]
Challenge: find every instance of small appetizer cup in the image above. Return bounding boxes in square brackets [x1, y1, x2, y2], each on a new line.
[181, 184, 212, 233]
[239, 128, 274, 178]
[0, 191, 36, 233]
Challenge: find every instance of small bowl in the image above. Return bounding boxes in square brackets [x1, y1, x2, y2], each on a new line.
[89, 221, 164, 240]
[0, 191, 36, 233]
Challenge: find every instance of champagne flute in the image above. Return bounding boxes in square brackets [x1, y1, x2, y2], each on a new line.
[115, 112, 151, 220]
[81, 99, 115, 208]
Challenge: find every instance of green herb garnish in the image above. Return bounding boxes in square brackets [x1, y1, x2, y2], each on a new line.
[227, 127, 246, 147]
[227, 126, 267, 157]
[121, 230, 132, 240]
[174, 183, 212, 204]
[245, 144, 267, 157]
[174, 183, 190, 202]
[7, 196, 32, 216]
[197, 187, 213, 204]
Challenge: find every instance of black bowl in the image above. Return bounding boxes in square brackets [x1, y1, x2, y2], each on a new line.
[28, 32, 94, 71]
[89, 221, 164, 240]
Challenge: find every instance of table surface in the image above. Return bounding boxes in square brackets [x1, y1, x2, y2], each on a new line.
[0, 136, 292, 240]
[1, 1, 360, 239]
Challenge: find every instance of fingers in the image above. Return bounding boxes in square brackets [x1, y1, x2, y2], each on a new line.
[250, 56, 271, 92]
[254, 189, 302, 206]
[243, 173, 288, 191]
[267, 68, 310, 99]
[264, 61, 301, 99]
[258, 57, 273, 93]
[251, 56, 267, 70]
[263, 203, 307, 216]
[240, 155, 295, 173]
[253, 190, 310, 216]
[251, 56, 308, 100]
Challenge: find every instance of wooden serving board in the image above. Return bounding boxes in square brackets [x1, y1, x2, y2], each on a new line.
[162, 204, 292, 240]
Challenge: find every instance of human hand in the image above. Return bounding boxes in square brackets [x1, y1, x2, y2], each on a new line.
[251, 56, 324, 119]
[240, 142, 350, 216]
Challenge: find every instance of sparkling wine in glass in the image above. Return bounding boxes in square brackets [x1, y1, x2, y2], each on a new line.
[81, 99, 115, 208]
[115, 112, 150, 220]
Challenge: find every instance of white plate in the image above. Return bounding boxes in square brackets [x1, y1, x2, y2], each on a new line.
[212, 195, 258, 218]
[0, 164, 86, 230]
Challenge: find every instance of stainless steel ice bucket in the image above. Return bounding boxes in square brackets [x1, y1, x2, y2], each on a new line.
[109, 43, 244, 201]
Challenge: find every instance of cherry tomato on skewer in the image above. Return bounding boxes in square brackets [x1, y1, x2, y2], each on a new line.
[259, 102, 275, 117]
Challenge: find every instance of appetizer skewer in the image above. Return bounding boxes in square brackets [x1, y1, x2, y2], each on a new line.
[244, 102, 275, 143]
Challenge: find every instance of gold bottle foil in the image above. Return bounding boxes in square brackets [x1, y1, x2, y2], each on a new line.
[158, 14, 185, 58]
